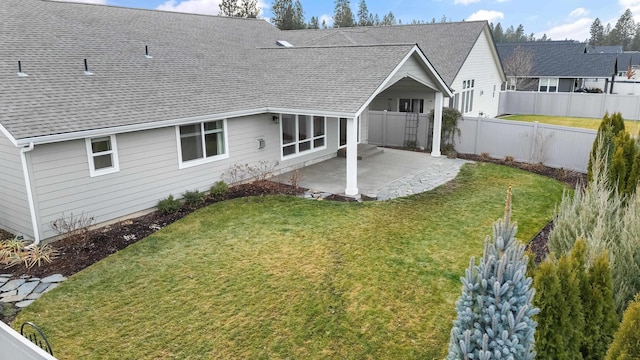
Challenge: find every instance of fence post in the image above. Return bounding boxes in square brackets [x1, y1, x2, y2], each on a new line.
[474, 116, 482, 155]
[382, 110, 387, 146]
[530, 121, 539, 163]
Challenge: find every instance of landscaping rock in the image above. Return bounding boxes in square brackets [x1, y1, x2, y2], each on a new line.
[25, 292, 42, 300]
[2, 293, 27, 303]
[0, 290, 18, 299]
[32, 282, 51, 294]
[15, 300, 35, 308]
[0, 279, 25, 292]
[17, 281, 39, 295]
[43, 283, 59, 293]
[41, 274, 67, 283]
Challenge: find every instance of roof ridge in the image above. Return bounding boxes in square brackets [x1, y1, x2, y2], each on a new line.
[257, 43, 416, 50]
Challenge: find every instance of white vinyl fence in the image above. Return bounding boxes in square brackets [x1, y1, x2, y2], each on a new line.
[499, 91, 640, 120]
[0, 321, 57, 360]
[367, 111, 596, 173]
[456, 117, 596, 173]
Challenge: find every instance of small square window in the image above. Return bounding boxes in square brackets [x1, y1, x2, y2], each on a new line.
[86, 135, 119, 177]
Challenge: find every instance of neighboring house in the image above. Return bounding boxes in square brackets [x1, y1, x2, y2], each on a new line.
[496, 41, 616, 93]
[605, 52, 640, 95]
[284, 21, 506, 118]
[0, 0, 453, 242]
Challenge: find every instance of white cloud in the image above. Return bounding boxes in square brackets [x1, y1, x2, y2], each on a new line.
[156, 0, 267, 16]
[495, 0, 510, 2]
[619, 0, 640, 13]
[569, 8, 588, 18]
[539, 17, 593, 41]
[320, 14, 333, 27]
[454, 0, 481, 5]
[55, 0, 108, 4]
[467, 10, 504, 23]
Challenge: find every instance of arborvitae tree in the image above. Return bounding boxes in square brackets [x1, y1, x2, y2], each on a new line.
[533, 240, 586, 360]
[588, 112, 626, 181]
[626, 149, 640, 194]
[333, 0, 355, 28]
[447, 189, 538, 360]
[581, 253, 618, 360]
[606, 293, 640, 360]
[533, 260, 566, 359]
[590, 18, 605, 46]
[308, 16, 319, 29]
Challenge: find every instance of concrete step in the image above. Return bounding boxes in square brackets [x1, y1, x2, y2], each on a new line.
[337, 144, 384, 160]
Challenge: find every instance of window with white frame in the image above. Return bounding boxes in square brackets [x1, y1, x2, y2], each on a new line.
[177, 119, 228, 168]
[538, 77, 558, 92]
[281, 114, 326, 157]
[85, 135, 119, 177]
[459, 79, 475, 113]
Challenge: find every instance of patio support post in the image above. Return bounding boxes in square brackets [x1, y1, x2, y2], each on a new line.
[345, 117, 359, 195]
[431, 92, 443, 157]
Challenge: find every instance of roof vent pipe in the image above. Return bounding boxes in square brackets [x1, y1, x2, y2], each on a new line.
[84, 59, 94, 75]
[17, 61, 28, 77]
[145, 45, 153, 59]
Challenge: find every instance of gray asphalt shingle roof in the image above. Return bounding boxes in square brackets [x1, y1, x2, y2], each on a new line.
[0, 0, 454, 141]
[496, 41, 616, 78]
[281, 21, 488, 86]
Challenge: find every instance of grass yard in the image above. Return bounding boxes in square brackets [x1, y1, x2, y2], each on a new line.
[14, 163, 565, 359]
[502, 114, 640, 134]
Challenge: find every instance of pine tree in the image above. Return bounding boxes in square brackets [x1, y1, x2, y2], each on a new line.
[219, 0, 239, 17]
[447, 188, 538, 360]
[493, 23, 504, 42]
[357, 0, 371, 26]
[581, 252, 618, 360]
[381, 11, 396, 26]
[333, 0, 355, 28]
[238, 0, 259, 18]
[610, 9, 635, 50]
[590, 18, 605, 46]
[271, 0, 305, 30]
[308, 16, 319, 29]
[606, 293, 640, 360]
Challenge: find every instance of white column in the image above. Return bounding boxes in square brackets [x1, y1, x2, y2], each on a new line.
[431, 92, 443, 157]
[345, 117, 359, 195]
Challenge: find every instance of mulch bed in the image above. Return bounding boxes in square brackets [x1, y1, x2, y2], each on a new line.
[4, 181, 304, 279]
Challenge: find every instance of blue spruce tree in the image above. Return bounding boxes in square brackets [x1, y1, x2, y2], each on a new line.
[447, 188, 538, 360]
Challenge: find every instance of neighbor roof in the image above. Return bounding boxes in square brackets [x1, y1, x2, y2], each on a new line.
[496, 41, 616, 78]
[280, 21, 494, 86]
[0, 0, 446, 143]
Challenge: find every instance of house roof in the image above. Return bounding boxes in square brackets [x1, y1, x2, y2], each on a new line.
[616, 52, 640, 70]
[0, 0, 452, 144]
[281, 21, 494, 86]
[586, 46, 623, 54]
[496, 41, 616, 78]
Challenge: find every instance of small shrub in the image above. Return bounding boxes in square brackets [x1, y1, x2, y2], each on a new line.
[480, 152, 490, 159]
[210, 181, 229, 198]
[221, 160, 279, 184]
[50, 212, 95, 244]
[157, 195, 181, 214]
[21, 243, 58, 269]
[0, 239, 58, 269]
[505, 155, 515, 162]
[182, 190, 204, 206]
[288, 169, 304, 189]
[606, 293, 640, 360]
[0, 238, 25, 268]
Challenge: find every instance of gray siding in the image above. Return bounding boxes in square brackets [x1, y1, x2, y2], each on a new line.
[384, 54, 438, 91]
[30, 114, 341, 240]
[0, 134, 32, 238]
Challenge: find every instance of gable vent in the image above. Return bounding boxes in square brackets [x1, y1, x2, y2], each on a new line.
[17, 61, 28, 77]
[276, 40, 293, 48]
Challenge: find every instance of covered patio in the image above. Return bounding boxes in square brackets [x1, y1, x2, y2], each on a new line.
[272, 148, 469, 200]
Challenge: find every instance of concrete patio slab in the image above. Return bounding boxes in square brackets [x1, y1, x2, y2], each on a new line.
[272, 148, 471, 200]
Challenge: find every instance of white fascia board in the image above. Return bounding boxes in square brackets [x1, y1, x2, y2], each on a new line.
[355, 45, 452, 118]
[0, 124, 18, 146]
[15, 107, 357, 146]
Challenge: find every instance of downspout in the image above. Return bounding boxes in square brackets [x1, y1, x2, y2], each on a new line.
[20, 142, 40, 245]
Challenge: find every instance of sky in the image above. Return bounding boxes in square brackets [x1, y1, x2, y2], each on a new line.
[58, 0, 640, 42]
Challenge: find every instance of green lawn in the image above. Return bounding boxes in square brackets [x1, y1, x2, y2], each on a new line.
[14, 163, 565, 359]
[502, 114, 640, 134]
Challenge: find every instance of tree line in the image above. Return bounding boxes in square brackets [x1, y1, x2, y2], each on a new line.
[589, 9, 640, 50]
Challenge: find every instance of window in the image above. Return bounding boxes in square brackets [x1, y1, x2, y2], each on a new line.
[459, 79, 475, 113]
[538, 77, 558, 92]
[281, 114, 326, 158]
[85, 135, 119, 177]
[399, 99, 424, 113]
[177, 119, 228, 168]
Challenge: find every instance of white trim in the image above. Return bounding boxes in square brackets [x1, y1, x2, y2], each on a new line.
[0, 124, 18, 146]
[279, 114, 328, 161]
[20, 143, 40, 244]
[354, 45, 452, 119]
[176, 119, 229, 169]
[14, 107, 355, 147]
[85, 135, 120, 177]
